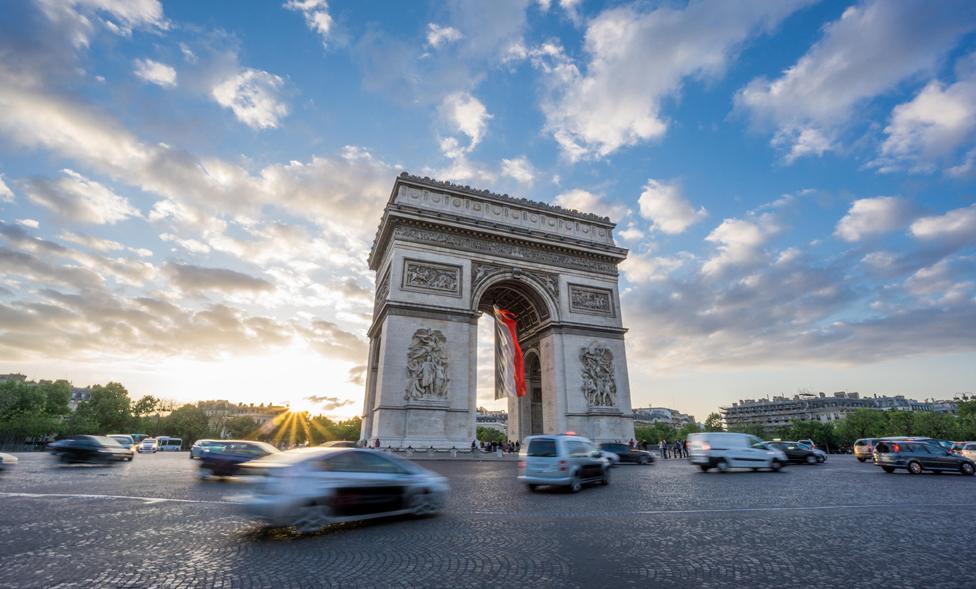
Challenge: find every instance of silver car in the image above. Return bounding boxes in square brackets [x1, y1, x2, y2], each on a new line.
[518, 434, 610, 492]
[238, 448, 449, 534]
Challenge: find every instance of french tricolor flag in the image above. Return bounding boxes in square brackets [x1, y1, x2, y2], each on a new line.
[493, 305, 526, 399]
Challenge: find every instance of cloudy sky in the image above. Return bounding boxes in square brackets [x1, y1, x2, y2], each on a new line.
[0, 0, 974, 420]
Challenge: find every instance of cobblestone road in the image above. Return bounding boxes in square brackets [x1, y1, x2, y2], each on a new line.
[0, 453, 973, 589]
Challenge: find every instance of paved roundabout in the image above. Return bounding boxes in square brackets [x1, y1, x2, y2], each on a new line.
[0, 453, 973, 588]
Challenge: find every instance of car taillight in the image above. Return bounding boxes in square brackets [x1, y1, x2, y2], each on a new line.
[558, 460, 567, 472]
[892, 443, 900, 453]
[701, 442, 711, 451]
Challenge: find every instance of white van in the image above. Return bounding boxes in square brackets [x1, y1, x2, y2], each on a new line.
[156, 437, 183, 452]
[686, 432, 787, 473]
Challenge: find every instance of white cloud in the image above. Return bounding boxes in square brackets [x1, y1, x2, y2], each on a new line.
[737, 0, 976, 161]
[179, 42, 197, 63]
[426, 23, 463, 48]
[553, 189, 626, 222]
[0, 175, 13, 202]
[60, 231, 124, 253]
[873, 68, 976, 173]
[21, 169, 139, 225]
[16, 219, 39, 229]
[620, 251, 683, 284]
[617, 223, 644, 242]
[284, 0, 333, 47]
[910, 204, 976, 243]
[834, 197, 915, 242]
[500, 156, 534, 185]
[637, 179, 706, 235]
[132, 58, 177, 87]
[702, 215, 778, 277]
[438, 92, 491, 156]
[212, 68, 289, 130]
[526, 1, 807, 160]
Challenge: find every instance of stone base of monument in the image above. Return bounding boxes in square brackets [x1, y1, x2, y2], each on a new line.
[566, 408, 634, 443]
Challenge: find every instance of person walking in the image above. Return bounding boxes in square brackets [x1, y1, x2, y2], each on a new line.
[660, 439, 669, 459]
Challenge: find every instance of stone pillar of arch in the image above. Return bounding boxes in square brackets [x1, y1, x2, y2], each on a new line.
[360, 173, 634, 448]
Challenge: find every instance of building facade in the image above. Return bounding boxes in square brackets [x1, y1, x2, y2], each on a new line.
[632, 407, 696, 428]
[723, 392, 959, 432]
[360, 173, 635, 448]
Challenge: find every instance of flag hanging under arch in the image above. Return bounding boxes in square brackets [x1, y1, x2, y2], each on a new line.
[493, 305, 526, 399]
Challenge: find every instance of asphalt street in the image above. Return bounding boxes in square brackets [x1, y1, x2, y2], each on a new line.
[0, 452, 973, 589]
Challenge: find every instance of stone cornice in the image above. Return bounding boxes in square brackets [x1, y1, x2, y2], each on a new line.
[369, 215, 625, 273]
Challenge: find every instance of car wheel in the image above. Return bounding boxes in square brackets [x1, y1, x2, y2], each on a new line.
[960, 462, 975, 476]
[857, 457, 866, 462]
[717, 459, 730, 473]
[699, 465, 711, 472]
[527, 484, 538, 492]
[881, 466, 895, 473]
[769, 460, 783, 472]
[409, 491, 438, 516]
[805, 455, 817, 465]
[293, 503, 331, 534]
[817, 456, 825, 463]
[907, 461, 923, 475]
[601, 468, 610, 486]
[569, 477, 582, 493]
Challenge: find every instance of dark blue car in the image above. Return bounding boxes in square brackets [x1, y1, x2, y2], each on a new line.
[198, 440, 279, 478]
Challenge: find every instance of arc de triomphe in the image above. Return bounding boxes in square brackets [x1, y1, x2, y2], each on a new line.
[360, 173, 634, 448]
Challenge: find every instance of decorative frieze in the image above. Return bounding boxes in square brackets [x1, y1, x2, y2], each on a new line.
[569, 284, 614, 317]
[401, 259, 461, 297]
[374, 270, 390, 313]
[393, 224, 618, 275]
[404, 328, 450, 401]
[471, 262, 559, 302]
[580, 342, 616, 408]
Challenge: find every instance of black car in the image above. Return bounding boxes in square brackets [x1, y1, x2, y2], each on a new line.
[764, 441, 819, 465]
[49, 435, 133, 464]
[599, 443, 655, 465]
[198, 440, 280, 478]
[873, 439, 976, 475]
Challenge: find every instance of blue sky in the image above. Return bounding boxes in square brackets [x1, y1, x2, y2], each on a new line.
[0, 0, 974, 420]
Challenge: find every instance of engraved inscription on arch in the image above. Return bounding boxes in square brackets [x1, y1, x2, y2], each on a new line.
[568, 284, 614, 317]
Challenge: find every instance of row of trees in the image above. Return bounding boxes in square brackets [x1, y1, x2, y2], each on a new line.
[637, 404, 976, 452]
[0, 378, 362, 450]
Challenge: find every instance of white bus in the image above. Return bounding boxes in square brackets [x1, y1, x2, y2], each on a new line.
[156, 436, 183, 452]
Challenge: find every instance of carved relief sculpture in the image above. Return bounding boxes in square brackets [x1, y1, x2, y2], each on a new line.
[405, 328, 450, 401]
[402, 260, 461, 296]
[580, 342, 616, 407]
[569, 284, 614, 316]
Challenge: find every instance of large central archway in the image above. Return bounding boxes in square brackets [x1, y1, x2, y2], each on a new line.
[474, 276, 556, 442]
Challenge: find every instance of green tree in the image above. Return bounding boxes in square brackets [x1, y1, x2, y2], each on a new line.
[74, 382, 132, 433]
[476, 426, 506, 444]
[161, 404, 212, 444]
[635, 423, 676, 444]
[703, 413, 724, 432]
[224, 416, 259, 439]
[333, 416, 362, 441]
[911, 411, 954, 439]
[834, 409, 887, 446]
[886, 411, 914, 437]
[132, 395, 160, 418]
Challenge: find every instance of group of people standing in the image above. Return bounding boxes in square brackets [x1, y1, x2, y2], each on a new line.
[658, 439, 688, 459]
[474, 439, 519, 453]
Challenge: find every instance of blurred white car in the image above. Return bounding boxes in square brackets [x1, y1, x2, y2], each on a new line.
[0, 452, 18, 473]
[599, 450, 620, 466]
[138, 438, 158, 453]
[238, 448, 449, 534]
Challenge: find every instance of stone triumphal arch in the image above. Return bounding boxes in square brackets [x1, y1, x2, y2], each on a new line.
[360, 173, 634, 448]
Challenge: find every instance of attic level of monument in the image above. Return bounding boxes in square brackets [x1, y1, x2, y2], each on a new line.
[367, 173, 628, 271]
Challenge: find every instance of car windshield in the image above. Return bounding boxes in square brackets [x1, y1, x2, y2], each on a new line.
[96, 436, 123, 447]
[527, 439, 557, 457]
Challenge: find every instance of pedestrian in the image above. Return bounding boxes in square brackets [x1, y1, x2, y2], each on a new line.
[471, 440, 477, 452]
[673, 440, 681, 459]
[661, 439, 668, 459]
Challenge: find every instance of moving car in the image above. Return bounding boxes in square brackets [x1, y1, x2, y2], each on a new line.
[687, 432, 787, 473]
[853, 438, 878, 462]
[599, 449, 620, 466]
[238, 447, 449, 533]
[190, 439, 223, 459]
[599, 442, 655, 465]
[138, 438, 159, 453]
[107, 434, 138, 459]
[765, 440, 820, 465]
[518, 434, 609, 492]
[49, 435, 133, 463]
[156, 436, 183, 452]
[873, 439, 976, 475]
[960, 442, 976, 461]
[797, 439, 828, 462]
[0, 452, 17, 473]
[198, 440, 280, 478]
